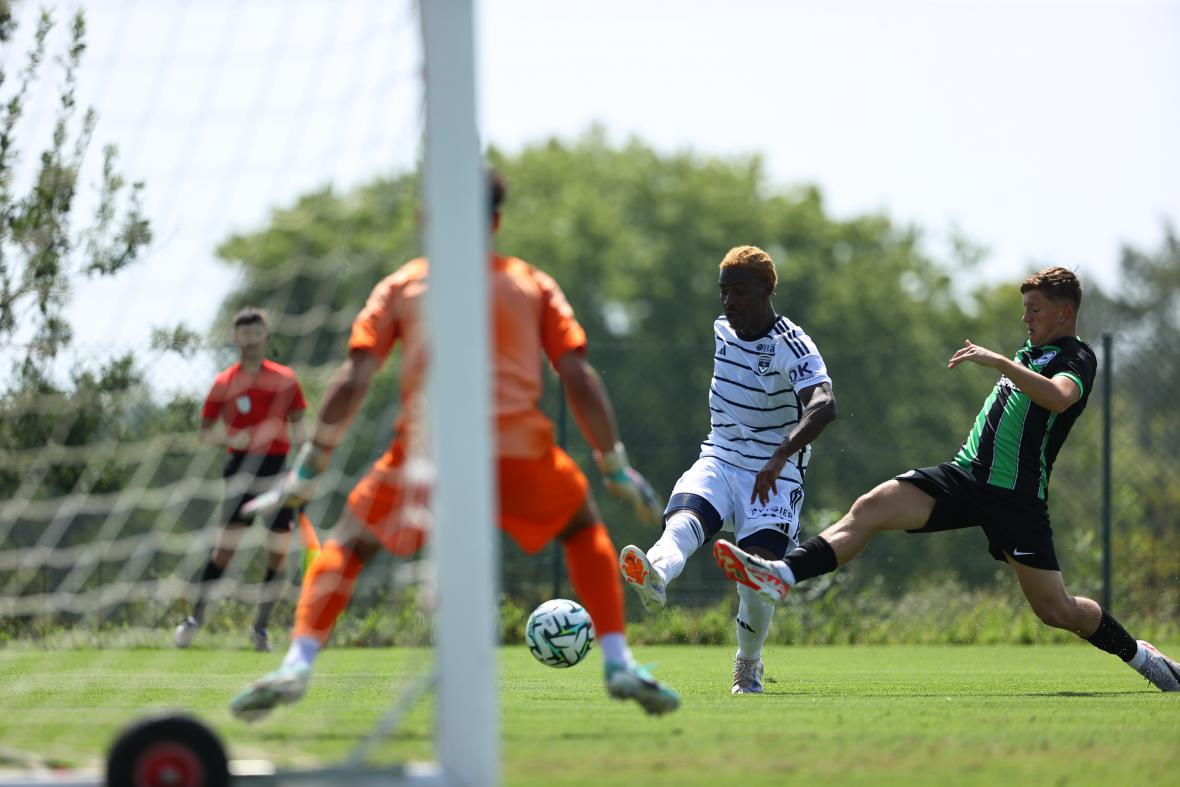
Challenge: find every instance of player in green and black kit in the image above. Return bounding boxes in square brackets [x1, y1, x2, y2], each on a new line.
[712, 267, 1180, 691]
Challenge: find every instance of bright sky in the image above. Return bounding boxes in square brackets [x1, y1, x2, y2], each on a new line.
[4, 0, 1178, 370]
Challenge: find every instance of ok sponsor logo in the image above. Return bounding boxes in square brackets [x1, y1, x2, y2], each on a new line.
[789, 362, 814, 384]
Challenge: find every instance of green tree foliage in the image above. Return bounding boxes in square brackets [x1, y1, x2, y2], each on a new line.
[214, 130, 1006, 591]
[0, 8, 151, 370]
[0, 7, 154, 503]
[211, 129, 1177, 620]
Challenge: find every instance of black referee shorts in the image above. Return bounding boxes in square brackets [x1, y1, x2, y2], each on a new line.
[897, 462, 1059, 571]
[221, 452, 295, 533]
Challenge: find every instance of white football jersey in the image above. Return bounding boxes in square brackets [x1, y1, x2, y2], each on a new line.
[701, 314, 831, 482]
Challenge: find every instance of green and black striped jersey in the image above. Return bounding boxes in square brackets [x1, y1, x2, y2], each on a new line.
[953, 336, 1097, 500]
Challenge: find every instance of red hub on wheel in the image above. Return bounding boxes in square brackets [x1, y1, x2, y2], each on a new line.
[133, 741, 205, 787]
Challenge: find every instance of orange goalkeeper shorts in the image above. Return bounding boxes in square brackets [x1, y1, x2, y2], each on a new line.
[348, 439, 589, 557]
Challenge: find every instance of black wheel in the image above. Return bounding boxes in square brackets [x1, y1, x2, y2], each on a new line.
[106, 714, 229, 787]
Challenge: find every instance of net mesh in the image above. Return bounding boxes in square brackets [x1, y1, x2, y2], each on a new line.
[0, 0, 438, 776]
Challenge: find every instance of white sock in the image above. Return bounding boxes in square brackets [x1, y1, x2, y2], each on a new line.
[1129, 642, 1148, 671]
[735, 583, 774, 661]
[647, 510, 705, 583]
[777, 560, 798, 586]
[281, 635, 322, 670]
[598, 632, 631, 665]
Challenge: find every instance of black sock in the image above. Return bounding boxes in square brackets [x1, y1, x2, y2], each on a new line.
[254, 566, 283, 629]
[191, 560, 226, 622]
[1085, 608, 1138, 662]
[783, 536, 838, 583]
[200, 560, 225, 583]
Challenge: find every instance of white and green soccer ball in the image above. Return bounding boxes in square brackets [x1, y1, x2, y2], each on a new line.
[525, 599, 595, 668]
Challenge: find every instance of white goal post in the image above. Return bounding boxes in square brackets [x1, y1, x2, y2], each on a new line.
[419, 0, 500, 785]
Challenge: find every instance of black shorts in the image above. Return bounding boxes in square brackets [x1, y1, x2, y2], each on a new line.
[896, 462, 1059, 571]
[222, 452, 295, 533]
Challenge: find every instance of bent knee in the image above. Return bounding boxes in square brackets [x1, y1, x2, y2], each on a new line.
[1030, 600, 1076, 630]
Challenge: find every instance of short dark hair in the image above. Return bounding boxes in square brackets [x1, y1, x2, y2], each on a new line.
[489, 169, 507, 219]
[233, 307, 268, 329]
[1021, 266, 1082, 310]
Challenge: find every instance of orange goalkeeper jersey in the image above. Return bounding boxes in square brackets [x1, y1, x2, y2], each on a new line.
[348, 254, 587, 458]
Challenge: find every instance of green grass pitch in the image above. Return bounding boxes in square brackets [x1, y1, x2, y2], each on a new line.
[1, 644, 1177, 785]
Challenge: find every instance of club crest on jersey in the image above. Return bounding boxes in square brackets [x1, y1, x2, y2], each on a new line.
[236, 395, 252, 414]
[1032, 350, 1057, 368]
[757, 354, 773, 375]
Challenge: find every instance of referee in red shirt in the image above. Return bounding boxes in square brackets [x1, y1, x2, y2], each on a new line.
[174, 308, 308, 651]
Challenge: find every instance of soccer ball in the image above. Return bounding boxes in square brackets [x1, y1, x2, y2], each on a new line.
[525, 599, 595, 668]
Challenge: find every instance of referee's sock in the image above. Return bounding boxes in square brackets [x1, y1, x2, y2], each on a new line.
[192, 559, 226, 622]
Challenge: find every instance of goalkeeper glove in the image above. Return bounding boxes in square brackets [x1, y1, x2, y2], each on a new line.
[242, 443, 330, 519]
[594, 442, 664, 526]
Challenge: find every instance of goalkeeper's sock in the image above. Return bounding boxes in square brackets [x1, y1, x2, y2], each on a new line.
[598, 633, 631, 666]
[281, 635, 321, 671]
[646, 510, 704, 583]
[735, 583, 774, 661]
[562, 522, 626, 646]
[782, 536, 837, 584]
[292, 540, 365, 643]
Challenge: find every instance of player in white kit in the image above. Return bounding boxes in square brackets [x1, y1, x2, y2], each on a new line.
[619, 245, 837, 694]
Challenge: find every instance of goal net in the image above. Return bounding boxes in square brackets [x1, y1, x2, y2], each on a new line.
[0, 0, 494, 784]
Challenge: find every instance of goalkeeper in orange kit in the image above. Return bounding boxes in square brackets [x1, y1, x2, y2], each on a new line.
[230, 171, 680, 721]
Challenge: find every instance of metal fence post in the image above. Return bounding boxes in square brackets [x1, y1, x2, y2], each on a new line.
[1101, 332, 1113, 612]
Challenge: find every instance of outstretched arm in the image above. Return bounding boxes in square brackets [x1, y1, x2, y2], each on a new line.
[751, 381, 837, 505]
[947, 340, 1079, 413]
[554, 349, 663, 524]
[241, 350, 380, 518]
[553, 349, 619, 453]
[311, 349, 381, 449]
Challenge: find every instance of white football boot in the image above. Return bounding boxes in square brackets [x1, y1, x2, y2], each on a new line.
[250, 627, 272, 653]
[172, 616, 200, 649]
[229, 664, 313, 722]
[1136, 641, 1180, 691]
[618, 545, 667, 612]
[712, 540, 792, 604]
[731, 657, 765, 695]
[604, 661, 681, 716]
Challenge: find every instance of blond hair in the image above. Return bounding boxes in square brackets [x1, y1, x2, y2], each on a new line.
[719, 245, 776, 290]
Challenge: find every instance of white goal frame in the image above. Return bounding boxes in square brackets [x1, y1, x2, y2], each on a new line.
[419, 0, 500, 784]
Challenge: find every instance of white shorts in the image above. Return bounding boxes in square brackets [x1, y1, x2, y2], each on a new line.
[667, 456, 804, 544]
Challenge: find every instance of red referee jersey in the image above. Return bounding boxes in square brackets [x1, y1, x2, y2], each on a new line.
[201, 359, 307, 455]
